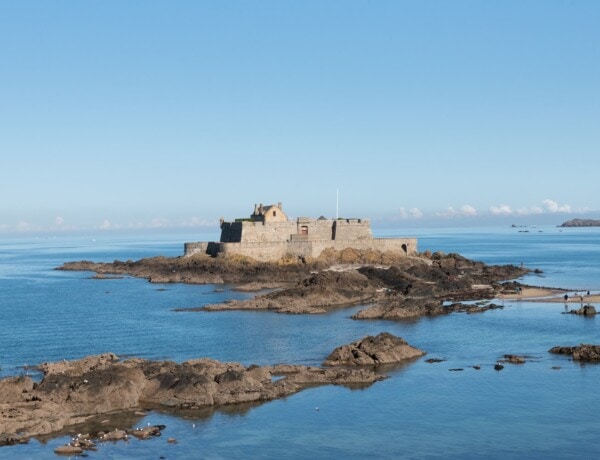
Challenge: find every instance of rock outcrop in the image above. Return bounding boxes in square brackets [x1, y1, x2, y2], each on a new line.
[56, 248, 412, 286]
[502, 354, 526, 364]
[353, 299, 503, 320]
[59, 249, 528, 313]
[323, 333, 425, 366]
[549, 344, 600, 362]
[168, 252, 525, 316]
[0, 351, 389, 445]
[201, 270, 379, 314]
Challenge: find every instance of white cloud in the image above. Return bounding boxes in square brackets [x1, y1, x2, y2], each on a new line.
[398, 207, 423, 219]
[435, 207, 457, 218]
[490, 204, 513, 216]
[460, 205, 477, 216]
[100, 219, 112, 230]
[542, 199, 572, 213]
[54, 216, 65, 226]
[435, 205, 478, 218]
[489, 200, 574, 217]
[16, 221, 35, 232]
[510, 200, 573, 216]
[515, 206, 541, 215]
[149, 217, 169, 228]
[410, 208, 423, 219]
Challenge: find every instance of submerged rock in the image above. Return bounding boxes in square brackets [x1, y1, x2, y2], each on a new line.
[425, 358, 446, 363]
[54, 445, 83, 455]
[503, 355, 526, 364]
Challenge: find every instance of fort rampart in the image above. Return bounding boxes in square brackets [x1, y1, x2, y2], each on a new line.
[184, 203, 417, 262]
[185, 237, 417, 262]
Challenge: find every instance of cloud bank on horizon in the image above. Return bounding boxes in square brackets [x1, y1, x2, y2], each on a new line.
[0, 198, 592, 234]
[398, 199, 584, 222]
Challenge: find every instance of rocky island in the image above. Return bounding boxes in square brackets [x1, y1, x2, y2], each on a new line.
[21, 203, 580, 453]
[60, 249, 529, 316]
[559, 218, 600, 227]
[59, 203, 531, 317]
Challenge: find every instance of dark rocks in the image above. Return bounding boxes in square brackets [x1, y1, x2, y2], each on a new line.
[215, 369, 245, 384]
[494, 363, 504, 371]
[549, 344, 600, 362]
[54, 445, 84, 455]
[53, 425, 166, 456]
[353, 299, 503, 321]
[0, 433, 28, 447]
[206, 269, 380, 314]
[323, 333, 425, 366]
[102, 429, 129, 441]
[425, 358, 446, 363]
[564, 305, 597, 316]
[129, 425, 164, 440]
[60, 251, 527, 318]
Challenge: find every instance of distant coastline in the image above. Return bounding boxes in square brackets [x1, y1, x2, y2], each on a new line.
[559, 218, 600, 227]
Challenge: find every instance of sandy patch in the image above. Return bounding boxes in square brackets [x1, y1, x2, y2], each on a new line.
[500, 288, 599, 303]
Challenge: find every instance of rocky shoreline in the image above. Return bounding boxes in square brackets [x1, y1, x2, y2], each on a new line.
[0, 333, 422, 448]
[59, 249, 531, 317]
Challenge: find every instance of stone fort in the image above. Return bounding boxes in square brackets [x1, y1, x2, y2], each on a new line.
[184, 202, 417, 262]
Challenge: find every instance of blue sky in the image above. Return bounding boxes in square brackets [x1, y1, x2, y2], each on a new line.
[1, 1, 599, 233]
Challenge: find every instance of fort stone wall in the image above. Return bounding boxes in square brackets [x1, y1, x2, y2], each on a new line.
[185, 238, 418, 262]
[184, 203, 418, 261]
[333, 219, 372, 241]
[239, 221, 297, 243]
[184, 242, 210, 257]
[293, 218, 333, 241]
[219, 222, 243, 242]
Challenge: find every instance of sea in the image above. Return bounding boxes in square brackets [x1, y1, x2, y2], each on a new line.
[1, 225, 600, 459]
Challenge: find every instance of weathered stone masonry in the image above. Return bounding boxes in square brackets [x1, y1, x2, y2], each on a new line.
[184, 202, 417, 262]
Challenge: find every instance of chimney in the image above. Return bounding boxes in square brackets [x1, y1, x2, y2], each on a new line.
[278, 202, 282, 210]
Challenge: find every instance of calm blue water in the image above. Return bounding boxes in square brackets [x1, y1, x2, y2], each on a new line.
[1, 226, 599, 459]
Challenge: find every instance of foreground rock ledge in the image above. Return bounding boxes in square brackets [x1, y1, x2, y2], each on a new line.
[1, 343, 417, 445]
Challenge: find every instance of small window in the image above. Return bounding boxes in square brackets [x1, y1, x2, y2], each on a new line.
[273, 211, 277, 217]
[301, 226, 308, 235]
